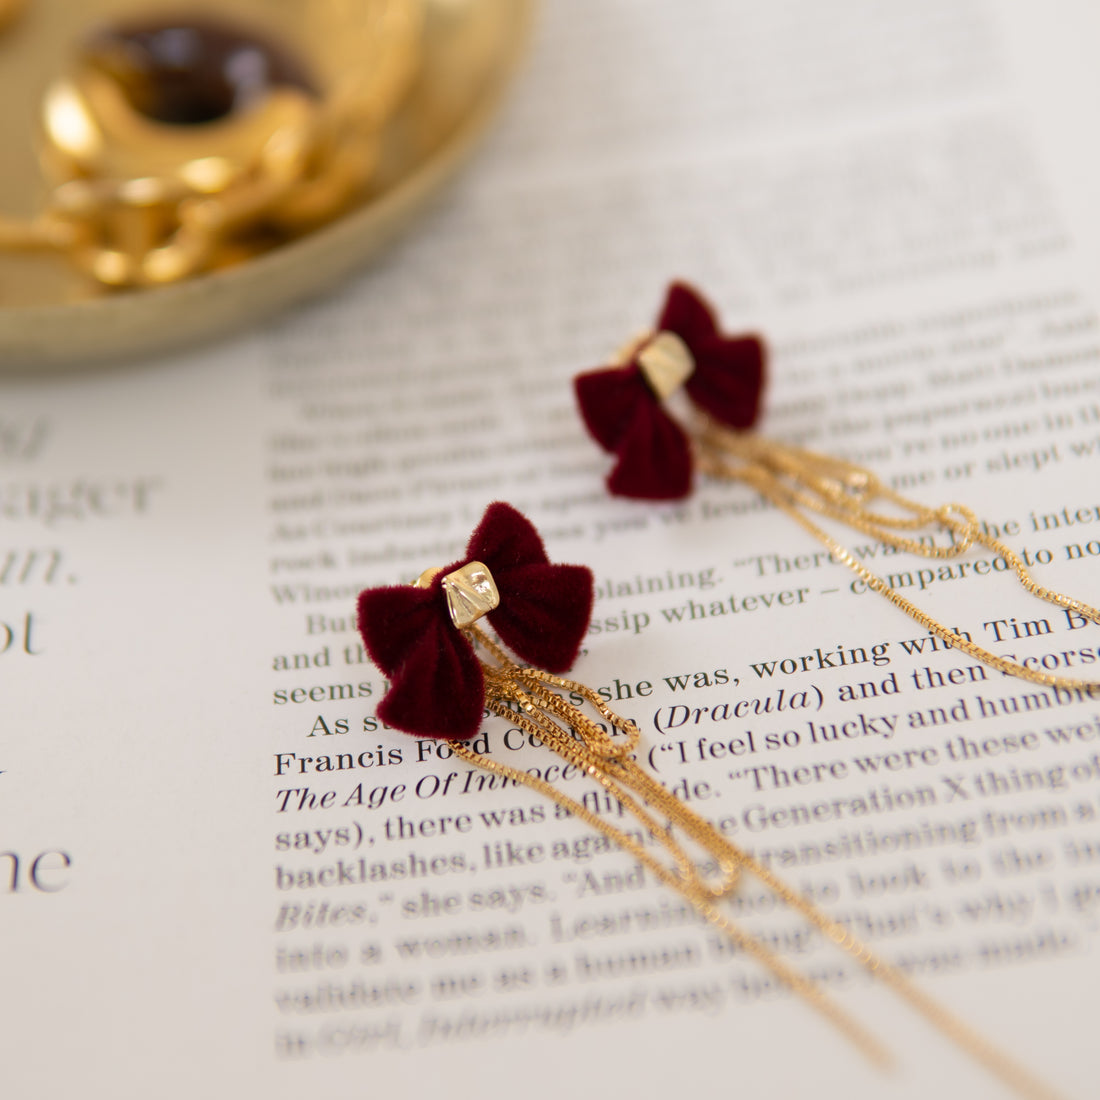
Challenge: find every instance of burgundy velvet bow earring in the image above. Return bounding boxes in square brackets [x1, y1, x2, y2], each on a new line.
[574, 281, 764, 499]
[358, 501, 592, 740]
[574, 279, 1100, 700]
[354, 500, 1060, 1097]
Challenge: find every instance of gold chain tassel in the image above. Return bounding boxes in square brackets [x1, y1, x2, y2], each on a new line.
[698, 423, 1100, 694]
[452, 625, 1063, 1100]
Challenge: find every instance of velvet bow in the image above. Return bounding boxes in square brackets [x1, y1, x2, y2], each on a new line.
[574, 281, 765, 499]
[357, 502, 593, 740]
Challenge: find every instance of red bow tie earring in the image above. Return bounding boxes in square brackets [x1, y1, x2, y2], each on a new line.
[357, 501, 1060, 1099]
[575, 281, 1100, 695]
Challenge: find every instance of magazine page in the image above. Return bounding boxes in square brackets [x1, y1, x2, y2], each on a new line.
[4, 2, 1100, 1097]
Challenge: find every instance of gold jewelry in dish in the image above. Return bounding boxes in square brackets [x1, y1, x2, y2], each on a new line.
[2, 1, 422, 288]
[0, 0, 532, 367]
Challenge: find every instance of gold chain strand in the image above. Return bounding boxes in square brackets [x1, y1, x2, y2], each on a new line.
[725, 844, 1063, 1100]
[446, 739, 894, 1071]
[497, 689, 742, 901]
[479, 672, 718, 893]
[706, 430, 983, 554]
[471, 626, 742, 897]
[481, 691, 726, 898]
[705, 425, 1100, 624]
[699, 427, 1100, 694]
[591, 749, 1063, 1099]
[448, 682, 1064, 1095]
[735, 462, 1098, 693]
[447, 644, 1063, 1099]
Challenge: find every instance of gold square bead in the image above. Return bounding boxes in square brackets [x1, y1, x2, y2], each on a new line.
[442, 561, 500, 628]
[637, 330, 695, 399]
